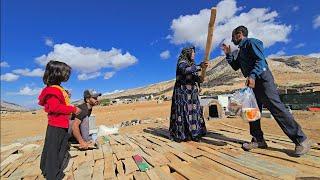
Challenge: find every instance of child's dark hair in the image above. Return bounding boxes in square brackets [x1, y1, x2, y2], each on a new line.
[43, 60, 72, 86]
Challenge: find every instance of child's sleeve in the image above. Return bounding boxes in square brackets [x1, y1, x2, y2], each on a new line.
[46, 96, 76, 114]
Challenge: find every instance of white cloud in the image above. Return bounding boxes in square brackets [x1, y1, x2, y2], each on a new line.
[104, 71, 115, 80]
[12, 68, 44, 77]
[160, 50, 171, 59]
[292, 6, 299, 12]
[0, 61, 9, 67]
[168, 0, 291, 50]
[308, 52, 320, 58]
[77, 72, 101, 80]
[103, 89, 124, 95]
[16, 86, 41, 96]
[1, 73, 19, 82]
[294, 43, 305, 49]
[45, 38, 54, 47]
[313, 15, 320, 29]
[35, 43, 138, 74]
[267, 50, 286, 58]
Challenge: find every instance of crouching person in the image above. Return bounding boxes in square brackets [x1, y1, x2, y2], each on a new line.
[69, 89, 101, 149]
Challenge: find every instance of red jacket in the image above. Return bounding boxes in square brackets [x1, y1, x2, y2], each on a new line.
[38, 86, 76, 128]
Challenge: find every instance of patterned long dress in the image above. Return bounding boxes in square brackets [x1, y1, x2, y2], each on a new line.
[169, 47, 206, 141]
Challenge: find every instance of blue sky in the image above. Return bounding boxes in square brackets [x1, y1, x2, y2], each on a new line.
[1, 0, 320, 108]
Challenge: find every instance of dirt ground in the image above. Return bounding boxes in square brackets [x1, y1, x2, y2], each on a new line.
[1, 101, 319, 145]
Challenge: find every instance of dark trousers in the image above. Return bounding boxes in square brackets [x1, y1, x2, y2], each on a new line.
[249, 70, 307, 145]
[40, 125, 69, 180]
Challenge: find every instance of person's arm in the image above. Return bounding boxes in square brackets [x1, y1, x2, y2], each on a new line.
[46, 96, 76, 114]
[178, 61, 201, 75]
[222, 44, 240, 71]
[226, 53, 240, 71]
[72, 118, 89, 149]
[248, 40, 266, 80]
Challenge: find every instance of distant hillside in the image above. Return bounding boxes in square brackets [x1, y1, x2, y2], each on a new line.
[100, 55, 320, 100]
[1, 101, 30, 112]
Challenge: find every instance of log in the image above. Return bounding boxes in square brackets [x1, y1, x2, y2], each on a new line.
[200, 7, 217, 81]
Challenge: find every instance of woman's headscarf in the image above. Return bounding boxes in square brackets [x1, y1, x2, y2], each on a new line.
[177, 46, 195, 66]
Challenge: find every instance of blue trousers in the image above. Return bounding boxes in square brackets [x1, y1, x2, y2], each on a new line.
[250, 69, 307, 145]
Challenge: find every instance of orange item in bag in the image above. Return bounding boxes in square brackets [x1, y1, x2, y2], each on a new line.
[241, 108, 261, 122]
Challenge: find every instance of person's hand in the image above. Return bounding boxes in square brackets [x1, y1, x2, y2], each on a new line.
[221, 43, 231, 55]
[200, 61, 209, 69]
[79, 141, 89, 150]
[75, 107, 82, 115]
[246, 77, 255, 88]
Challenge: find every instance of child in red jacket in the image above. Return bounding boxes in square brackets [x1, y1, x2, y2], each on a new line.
[38, 60, 80, 180]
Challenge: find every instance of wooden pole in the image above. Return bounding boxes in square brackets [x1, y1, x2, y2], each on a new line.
[200, 8, 217, 82]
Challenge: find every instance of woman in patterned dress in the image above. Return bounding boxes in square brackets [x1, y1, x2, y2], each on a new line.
[169, 46, 208, 142]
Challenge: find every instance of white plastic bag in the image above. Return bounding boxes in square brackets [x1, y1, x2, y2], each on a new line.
[228, 87, 261, 122]
[97, 125, 119, 137]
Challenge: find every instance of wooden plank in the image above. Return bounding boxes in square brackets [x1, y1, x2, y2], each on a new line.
[1, 154, 22, 172]
[189, 158, 231, 179]
[22, 156, 41, 179]
[1, 146, 22, 162]
[85, 150, 94, 167]
[23, 175, 39, 180]
[219, 122, 319, 149]
[73, 161, 93, 180]
[126, 137, 162, 167]
[133, 171, 150, 180]
[159, 166, 170, 175]
[115, 154, 125, 176]
[142, 134, 167, 146]
[198, 145, 279, 179]
[250, 148, 320, 169]
[0, 143, 23, 152]
[167, 161, 207, 179]
[117, 174, 134, 180]
[170, 172, 187, 180]
[163, 152, 182, 163]
[122, 157, 138, 175]
[133, 154, 150, 172]
[111, 135, 127, 145]
[130, 136, 155, 149]
[63, 158, 74, 173]
[109, 136, 119, 146]
[116, 151, 134, 160]
[72, 151, 86, 171]
[244, 149, 320, 177]
[1, 150, 37, 178]
[25, 149, 41, 163]
[144, 131, 172, 143]
[146, 166, 175, 180]
[139, 147, 169, 166]
[7, 162, 32, 179]
[103, 153, 116, 179]
[102, 143, 113, 154]
[93, 147, 104, 160]
[161, 145, 196, 163]
[92, 159, 104, 180]
[196, 156, 251, 180]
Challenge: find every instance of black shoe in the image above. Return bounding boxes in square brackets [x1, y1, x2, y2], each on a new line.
[242, 137, 268, 151]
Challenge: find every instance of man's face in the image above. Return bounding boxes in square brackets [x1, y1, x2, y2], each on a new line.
[87, 97, 99, 106]
[232, 31, 243, 45]
[191, 49, 195, 60]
